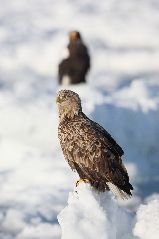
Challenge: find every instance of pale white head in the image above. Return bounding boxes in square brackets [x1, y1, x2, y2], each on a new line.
[56, 90, 82, 120]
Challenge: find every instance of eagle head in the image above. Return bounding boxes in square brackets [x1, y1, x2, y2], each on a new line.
[69, 31, 81, 42]
[56, 90, 82, 120]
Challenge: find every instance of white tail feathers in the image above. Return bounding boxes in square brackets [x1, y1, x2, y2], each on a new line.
[106, 182, 130, 200]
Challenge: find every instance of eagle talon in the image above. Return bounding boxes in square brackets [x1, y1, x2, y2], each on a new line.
[76, 178, 89, 187]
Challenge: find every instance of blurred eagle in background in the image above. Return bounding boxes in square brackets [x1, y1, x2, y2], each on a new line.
[56, 90, 133, 199]
[58, 31, 90, 85]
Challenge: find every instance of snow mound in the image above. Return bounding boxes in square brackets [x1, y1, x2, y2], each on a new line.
[58, 184, 134, 239]
[133, 197, 159, 239]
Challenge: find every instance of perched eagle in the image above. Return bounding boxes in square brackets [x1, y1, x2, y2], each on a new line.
[56, 90, 133, 199]
[58, 31, 90, 85]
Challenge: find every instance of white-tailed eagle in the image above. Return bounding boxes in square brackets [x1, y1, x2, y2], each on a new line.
[56, 90, 133, 199]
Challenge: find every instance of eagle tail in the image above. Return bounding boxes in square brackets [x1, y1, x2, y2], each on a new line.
[106, 182, 131, 200]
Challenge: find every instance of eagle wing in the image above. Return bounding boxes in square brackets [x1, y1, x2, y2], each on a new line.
[90, 119, 124, 157]
[79, 120, 132, 194]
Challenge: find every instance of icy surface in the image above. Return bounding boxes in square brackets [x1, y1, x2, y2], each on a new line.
[133, 196, 159, 239]
[58, 184, 134, 239]
[0, 0, 159, 238]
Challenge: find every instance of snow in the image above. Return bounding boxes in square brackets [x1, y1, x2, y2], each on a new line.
[59, 186, 159, 239]
[0, 0, 159, 238]
[134, 197, 159, 239]
[58, 184, 134, 239]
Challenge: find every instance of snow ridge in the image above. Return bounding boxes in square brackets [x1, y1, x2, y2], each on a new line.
[58, 184, 134, 239]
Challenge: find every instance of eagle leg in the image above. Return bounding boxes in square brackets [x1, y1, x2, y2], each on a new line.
[76, 178, 90, 187]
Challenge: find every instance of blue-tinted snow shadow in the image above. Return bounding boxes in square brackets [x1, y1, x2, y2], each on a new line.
[91, 102, 159, 198]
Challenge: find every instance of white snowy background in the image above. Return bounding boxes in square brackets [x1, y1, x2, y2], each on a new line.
[0, 0, 159, 238]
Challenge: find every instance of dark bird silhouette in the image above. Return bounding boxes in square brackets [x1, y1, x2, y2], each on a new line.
[58, 31, 90, 85]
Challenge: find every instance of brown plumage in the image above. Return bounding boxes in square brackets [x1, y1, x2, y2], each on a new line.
[58, 31, 90, 85]
[56, 90, 133, 199]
